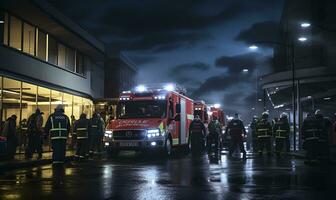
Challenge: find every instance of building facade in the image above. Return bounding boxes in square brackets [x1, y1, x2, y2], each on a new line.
[95, 52, 137, 121]
[0, 0, 106, 131]
[261, 0, 336, 150]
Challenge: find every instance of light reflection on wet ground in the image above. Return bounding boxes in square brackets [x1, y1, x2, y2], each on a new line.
[0, 151, 334, 199]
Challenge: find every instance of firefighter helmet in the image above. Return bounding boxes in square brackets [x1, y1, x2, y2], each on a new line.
[55, 104, 64, 112]
[280, 113, 288, 119]
[261, 111, 269, 119]
[315, 109, 322, 116]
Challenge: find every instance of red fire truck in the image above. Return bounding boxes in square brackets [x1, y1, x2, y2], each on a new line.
[103, 84, 194, 156]
[193, 101, 209, 124]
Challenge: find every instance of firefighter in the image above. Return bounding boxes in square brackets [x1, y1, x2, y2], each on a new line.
[45, 105, 70, 165]
[89, 113, 104, 156]
[250, 116, 259, 153]
[225, 113, 247, 159]
[189, 115, 206, 155]
[273, 113, 290, 156]
[302, 112, 318, 163]
[314, 110, 332, 160]
[25, 108, 44, 159]
[74, 113, 89, 159]
[256, 112, 272, 156]
[4, 115, 17, 160]
[207, 116, 221, 155]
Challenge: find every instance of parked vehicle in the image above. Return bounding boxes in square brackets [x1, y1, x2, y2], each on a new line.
[103, 84, 194, 157]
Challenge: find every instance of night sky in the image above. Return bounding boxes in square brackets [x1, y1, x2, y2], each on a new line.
[48, 0, 285, 122]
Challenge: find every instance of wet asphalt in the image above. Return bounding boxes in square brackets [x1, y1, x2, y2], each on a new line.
[0, 150, 335, 200]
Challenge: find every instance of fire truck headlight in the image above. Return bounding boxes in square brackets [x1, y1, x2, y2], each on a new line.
[147, 129, 160, 138]
[105, 130, 113, 138]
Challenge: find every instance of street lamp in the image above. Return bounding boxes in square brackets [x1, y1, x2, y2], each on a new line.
[298, 37, 307, 42]
[301, 23, 311, 28]
[248, 45, 258, 50]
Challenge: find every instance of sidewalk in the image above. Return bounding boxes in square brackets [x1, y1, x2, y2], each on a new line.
[0, 150, 75, 171]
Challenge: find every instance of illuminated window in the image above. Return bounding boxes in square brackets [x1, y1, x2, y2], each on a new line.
[23, 22, 35, 55]
[2, 78, 21, 120]
[63, 93, 73, 118]
[48, 35, 57, 65]
[73, 96, 83, 120]
[51, 89, 63, 112]
[9, 16, 22, 50]
[37, 86, 50, 123]
[37, 30, 46, 61]
[21, 82, 38, 121]
[57, 43, 66, 68]
[83, 98, 93, 118]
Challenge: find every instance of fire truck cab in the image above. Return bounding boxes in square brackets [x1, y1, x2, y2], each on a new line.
[193, 101, 209, 124]
[104, 84, 194, 156]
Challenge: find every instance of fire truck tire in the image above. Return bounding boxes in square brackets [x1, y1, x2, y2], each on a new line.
[164, 137, 172, 157]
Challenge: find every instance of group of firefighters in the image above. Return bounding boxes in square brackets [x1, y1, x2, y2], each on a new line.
[189, 109, 336, 163]
[3, 104, 105, 165]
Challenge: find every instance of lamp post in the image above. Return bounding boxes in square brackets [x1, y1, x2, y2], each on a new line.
[248, 36, 307, 151]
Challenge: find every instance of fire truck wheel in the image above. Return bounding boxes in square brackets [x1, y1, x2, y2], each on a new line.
[164, 137, 172, 156]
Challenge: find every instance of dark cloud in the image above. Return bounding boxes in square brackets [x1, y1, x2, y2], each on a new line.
[191, 74, 236, 97]
[110, 31, 210, 52]
[235, 20, 280, 47]
[130, 56, 157, 65]
[171, 62, 210, 74]
[215, 53, 271, 73]
[45, 0, 285, 57]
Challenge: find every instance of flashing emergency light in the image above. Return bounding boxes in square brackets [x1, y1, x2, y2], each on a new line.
[135, 85, 147, 92]
[164, 84, 175, 91]
[213, 103, 221, 108]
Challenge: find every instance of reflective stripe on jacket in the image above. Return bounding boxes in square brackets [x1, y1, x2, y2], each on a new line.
[50, 116, 68, 140]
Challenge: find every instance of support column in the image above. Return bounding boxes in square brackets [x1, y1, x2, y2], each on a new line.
[296, 80, 301, 150]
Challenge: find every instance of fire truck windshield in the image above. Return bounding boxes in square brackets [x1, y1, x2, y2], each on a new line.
[117, 100, 167, 119]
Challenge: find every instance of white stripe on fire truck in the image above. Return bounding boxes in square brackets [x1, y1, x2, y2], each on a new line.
[187, 114, 194, 120]
[173, 138, 179, 145]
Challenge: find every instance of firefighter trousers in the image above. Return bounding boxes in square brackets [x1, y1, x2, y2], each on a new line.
[76, 138, 88, 158]
[190, 132, 204, 155]
[229, 138, 246, 156]
[26, 135, 42, 158]
[207, 133, 219, 154]
[304, 139, 318, 161]
[89, 135, 102, 153]
[275, 138, 285, 154]
[258, 137, 272, 154]
[51, 139, 66, 164]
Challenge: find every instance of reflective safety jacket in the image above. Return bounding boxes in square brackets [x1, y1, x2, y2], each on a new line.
[315, 115, 332, 142]
[74, 118, 89, 139]
[208, 120, 221, 135]
[225, 119, 246, 140]
[273, 119, 290, 139]
[89, 116, 103, 137]
[256, 119, 272, 138]
[45, 111, 70, 140]
[189, 119, 206, 137]
[302, 115, 319, 141]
